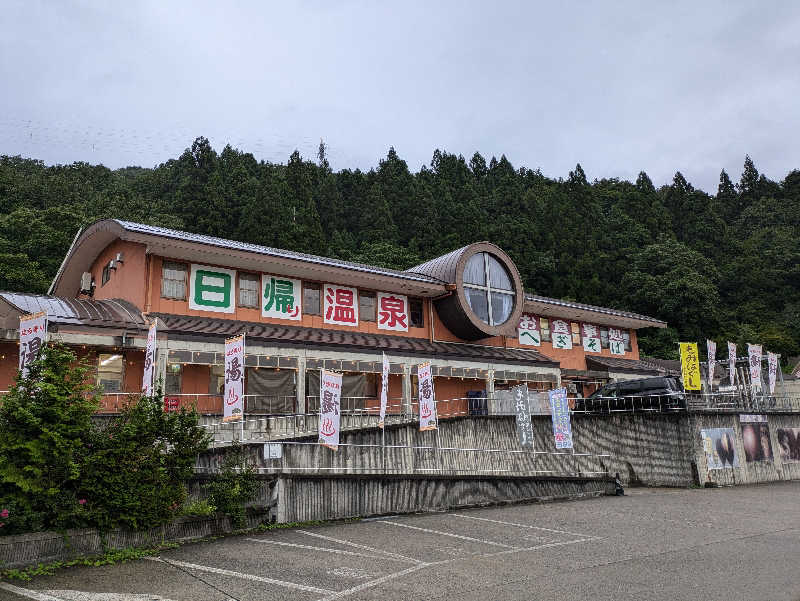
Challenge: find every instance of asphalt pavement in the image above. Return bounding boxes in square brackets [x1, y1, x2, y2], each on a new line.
[2, 481, 799, 601]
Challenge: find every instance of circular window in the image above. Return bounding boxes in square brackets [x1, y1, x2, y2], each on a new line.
[462, 252, 515, 326]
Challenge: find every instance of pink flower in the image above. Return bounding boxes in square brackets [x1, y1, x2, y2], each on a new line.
[0, 522, 4, 527]
[78, 499, 87, 505]
[0, 509, 8, 518]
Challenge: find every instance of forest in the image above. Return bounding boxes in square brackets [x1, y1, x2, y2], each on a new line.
[0, 137, 798, 364]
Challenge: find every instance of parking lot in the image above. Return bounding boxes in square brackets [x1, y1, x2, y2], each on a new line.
[2, 481, 800, 601]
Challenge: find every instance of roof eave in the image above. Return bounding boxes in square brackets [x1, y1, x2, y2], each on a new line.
[524, 295, 666, 330]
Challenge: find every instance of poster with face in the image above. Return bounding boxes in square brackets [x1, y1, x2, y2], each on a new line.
[740, 420, 773, 462]
[776, 428, 800, 463]
[700, 428, 739, 469]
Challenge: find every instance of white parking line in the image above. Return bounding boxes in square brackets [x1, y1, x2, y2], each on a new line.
[243, 538, 410, 562]
[449, 512, 593, 538]
[483, 536, 600, 558]
[0, 583, 66, 601]
[297, 530, 423, 564]
[376, 520, 518, 549]
[315, 562, 431, 601]
[145, 557, 334, 595]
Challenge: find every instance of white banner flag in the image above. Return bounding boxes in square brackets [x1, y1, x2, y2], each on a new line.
[728, 342, 737, 385]
[142, 322, 157, 396]
[706, 339, 717, 389]
[767, 352, 778, 395]
[19, 311, 48, 378]
[223, 334, 245, 422]
[418, 362, 437, 431]
[319, 369, 342, 450]
[378, 353, 389, 429]
[747, 343, 762, 390]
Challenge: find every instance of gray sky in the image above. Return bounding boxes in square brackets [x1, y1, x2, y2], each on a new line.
[2, 1, 799, 191]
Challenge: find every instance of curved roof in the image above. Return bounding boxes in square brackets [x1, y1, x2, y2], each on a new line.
[524, 294, 666, 329]
[0, 292, 146, 330]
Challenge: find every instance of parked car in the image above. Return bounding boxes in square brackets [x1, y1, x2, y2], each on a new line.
[575, 376, 686, 413]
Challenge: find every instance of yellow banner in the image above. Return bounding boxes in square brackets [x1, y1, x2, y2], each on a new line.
[679, 342, 702, 390]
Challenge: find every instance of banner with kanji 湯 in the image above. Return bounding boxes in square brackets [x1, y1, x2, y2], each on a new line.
[418, 362, 437, 431]
[324, 284, 359, 326]
[19, 311, 47, 378]
[379, 352, 390, 428]
[518, 314, 541, 346]
[319, 369, 342, 450]
[142, 321, 157, 396]
[223, 334, 245, 422]
[262, 275, 301, 320]
[582, 323, 601, 353]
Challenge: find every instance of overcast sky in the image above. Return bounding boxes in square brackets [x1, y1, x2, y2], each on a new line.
[2, 1, 799, 191]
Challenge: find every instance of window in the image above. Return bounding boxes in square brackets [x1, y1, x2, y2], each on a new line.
[359, 291, 376, 321]
[239, 273, 260, 308]
[623, 330, 632, 352]
[304, 283, 320, 315]
[165, 363, 182, 395]
[409, 298, 424, 328]
[540, 318, 551, 342]
[209, 365, 225, 395]
[600, 328, 610, 349]
[571, 322, 581, 344]
[161, 261, 187, 300]
[97, 353, 124, 392]
[101, 264, 111, 286]
[463, 252, 515, 326]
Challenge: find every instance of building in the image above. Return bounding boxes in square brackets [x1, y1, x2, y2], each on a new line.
[0, 219, 666, 415]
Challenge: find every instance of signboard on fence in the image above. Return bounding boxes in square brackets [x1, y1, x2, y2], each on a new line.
[548, 387, 573, 449]
[679, 342, 701, 390]
[19, 311, 48, 378]
[418, 362, 437, 431]
[776, 428, 800, 463]
[700, 428, 739, 469]
[163, 396, 180, 412]
[223, 334, 245, 423]
[513, 384, 534, 448]
[740, 418, 772, 463]
[378, 352, 389, 429]
[142, 321, 157, 396]
[319, 369, 342, 450]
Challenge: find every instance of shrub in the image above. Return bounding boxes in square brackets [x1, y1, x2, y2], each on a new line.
[206, 442, 261, 529]
[0, 344, 98, 532]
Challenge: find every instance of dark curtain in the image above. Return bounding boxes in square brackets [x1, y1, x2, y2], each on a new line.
[246, 368, 296, 413]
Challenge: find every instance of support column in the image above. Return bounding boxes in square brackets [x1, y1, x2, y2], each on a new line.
[402, 364, 412, 417]
[296, 356, 306, 414]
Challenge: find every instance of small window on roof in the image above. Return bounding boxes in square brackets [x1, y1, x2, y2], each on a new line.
[360, 291, 376, 322]
[239, 273, 260, 308]
[304, 283, 320, 315]
[101, 264, 111, 286]
[409, 298, 424, 328]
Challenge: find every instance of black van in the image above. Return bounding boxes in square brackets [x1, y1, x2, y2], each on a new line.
[576, 376, 686, 413]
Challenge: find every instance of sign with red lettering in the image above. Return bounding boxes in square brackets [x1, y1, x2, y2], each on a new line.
[518, 314, 540, 346]
[377, 292, 408, 332]
[324, 285, 359, 326]
[19, 311, 48, 378]
[319, 369, 342, 450]
[223, 334, 245, 422]
[418, 362, 437, 431]
[582, 323, 601, 353]
[163, 396, 180, 412]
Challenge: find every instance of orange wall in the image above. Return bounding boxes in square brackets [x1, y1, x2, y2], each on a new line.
[88, 240, 148, 308]
[0, 342, 18, 391]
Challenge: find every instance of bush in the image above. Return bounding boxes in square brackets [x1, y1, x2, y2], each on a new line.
[206, 442, 261, 529]
[0, 344, 98, 533]
[180, 499, 217, 517]
[0, 344, 210, 535]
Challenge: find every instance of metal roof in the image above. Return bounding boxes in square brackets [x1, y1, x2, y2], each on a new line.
[524, 293, 666, 327]
[115, 220, 444, 285]
[585, 356, 678, 375]
[151, 312, 559, 367]
[0, 292, 146, 329]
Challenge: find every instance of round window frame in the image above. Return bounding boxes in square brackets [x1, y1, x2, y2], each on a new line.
[453, 243, 524, 338]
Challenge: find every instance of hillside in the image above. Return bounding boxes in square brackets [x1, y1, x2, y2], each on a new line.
[1, 138, 798, 362]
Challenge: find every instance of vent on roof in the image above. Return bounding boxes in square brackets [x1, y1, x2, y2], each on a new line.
[80, 272, 95, 296]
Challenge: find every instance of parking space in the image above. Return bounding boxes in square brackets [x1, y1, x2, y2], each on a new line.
[3, 482, 800, 601]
